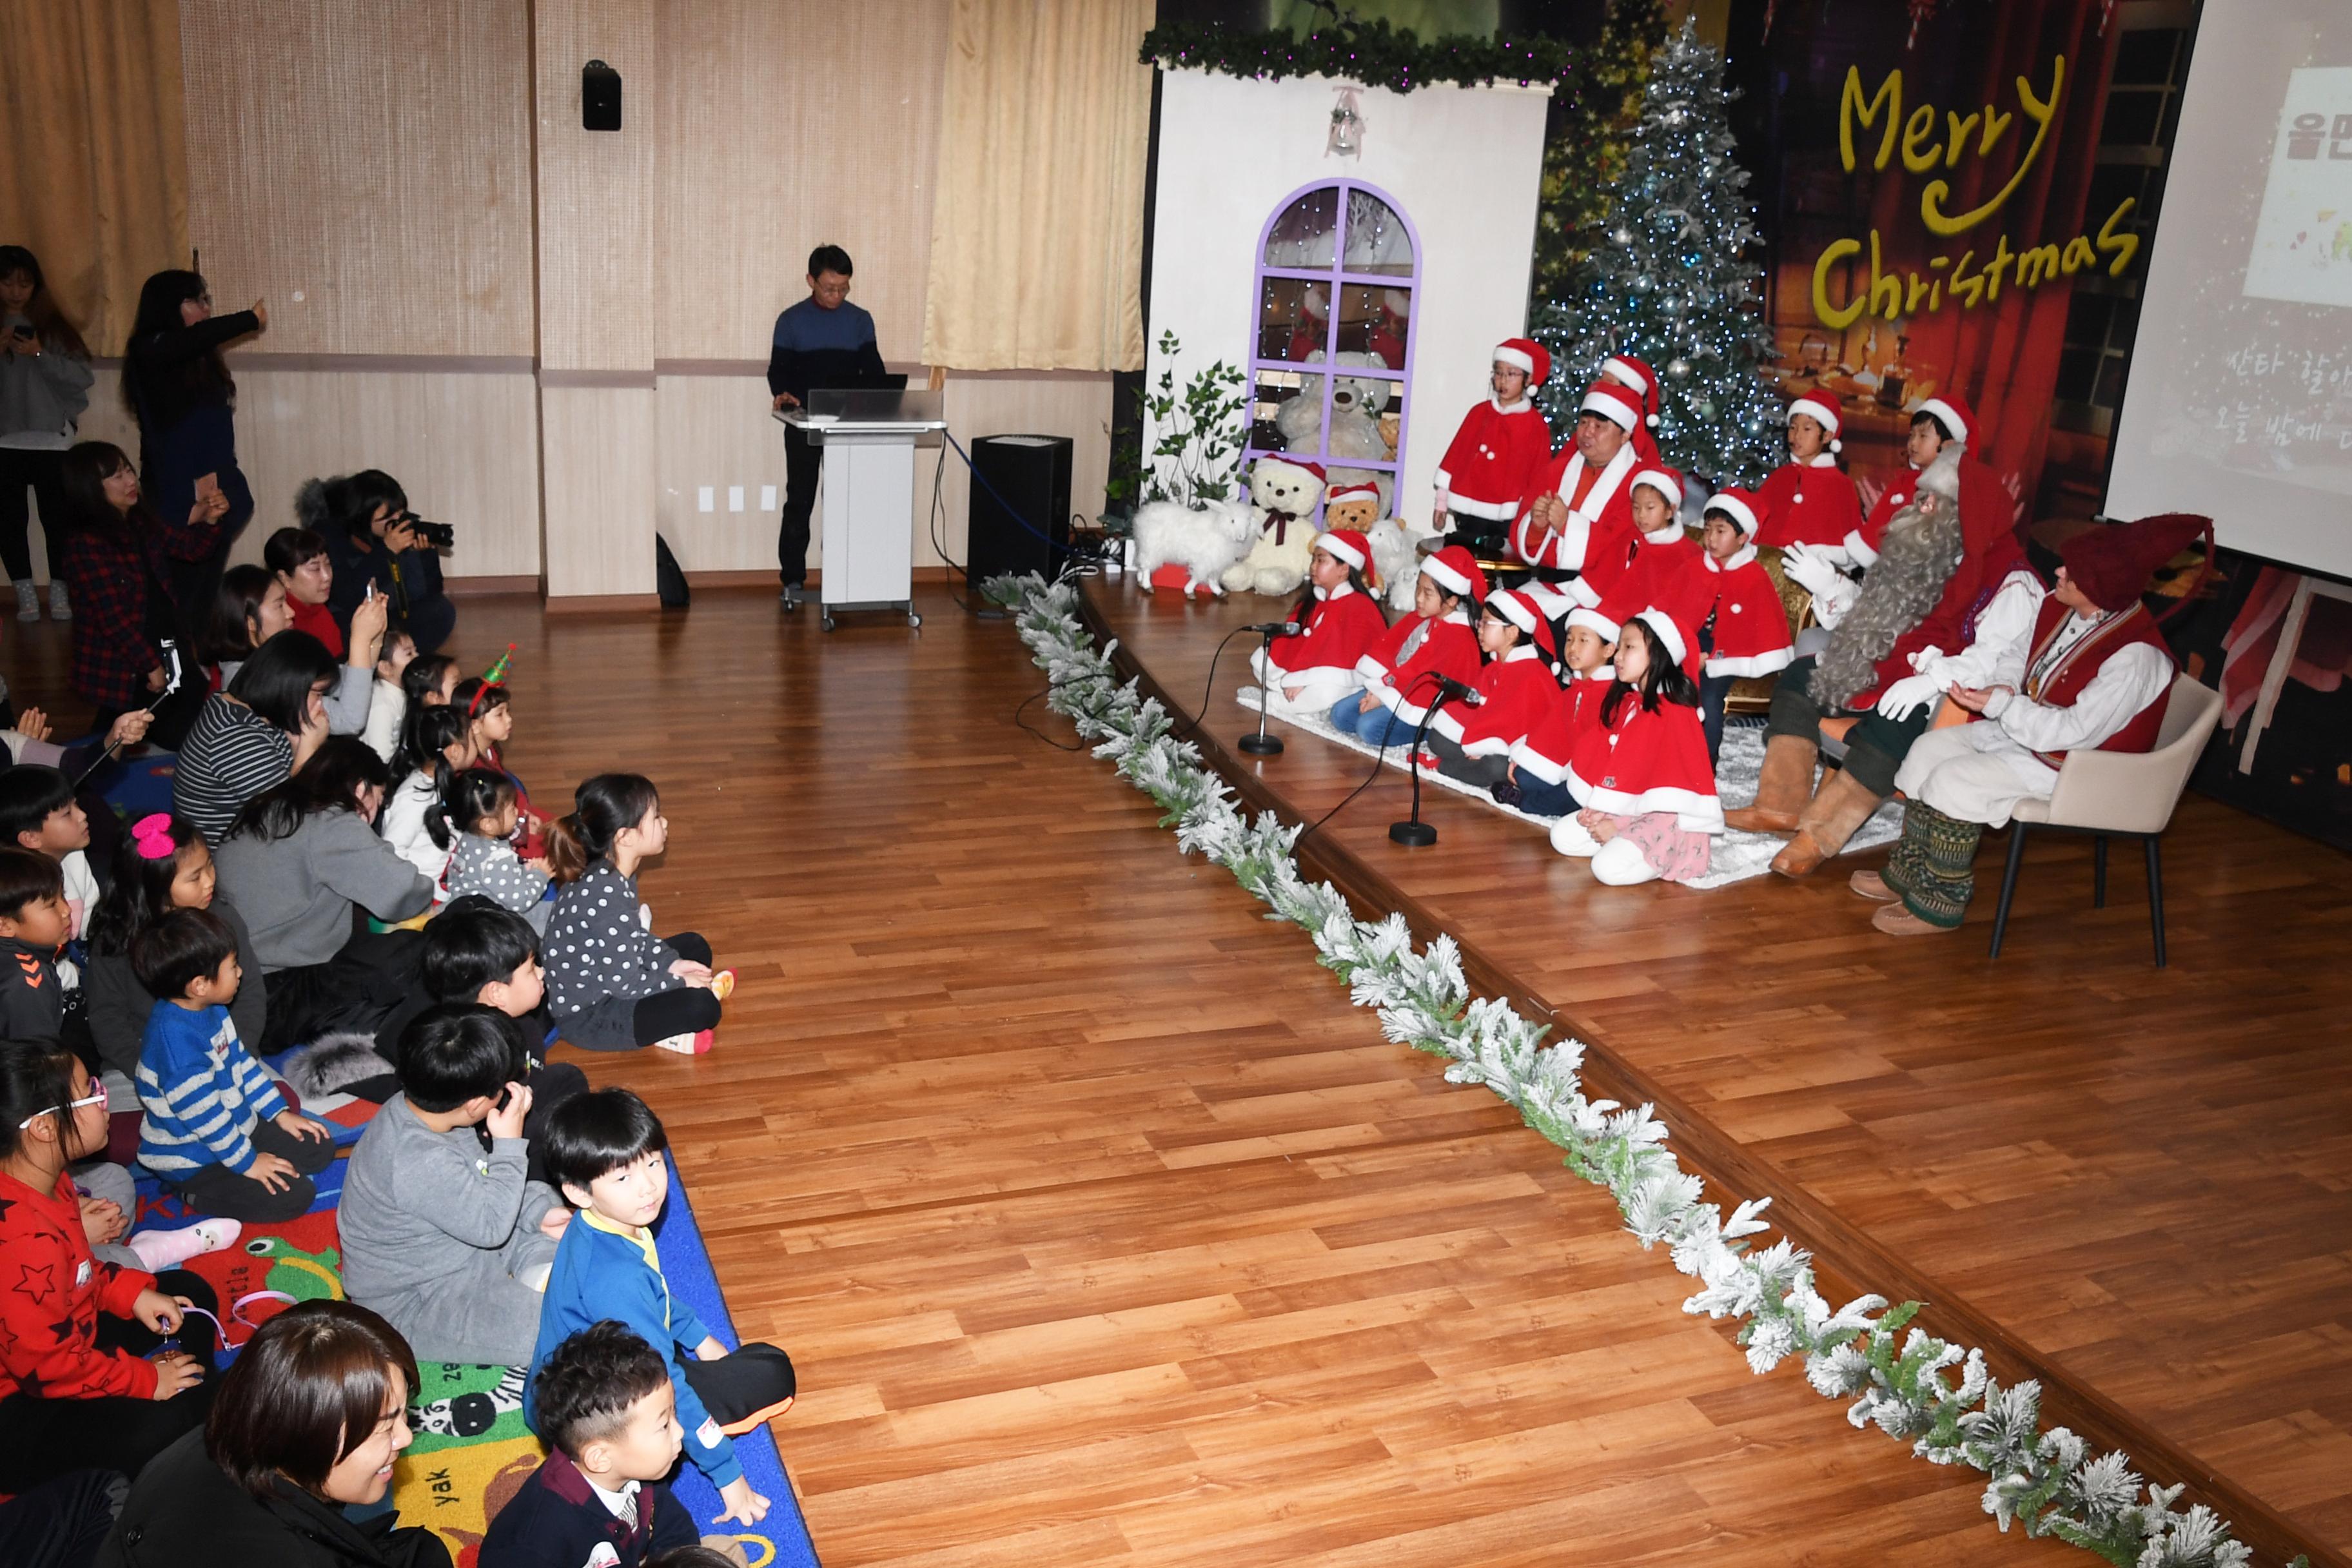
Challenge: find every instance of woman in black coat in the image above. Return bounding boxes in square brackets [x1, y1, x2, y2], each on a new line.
[99, 1300, 449, 1568]
[120, 271, 268, 640]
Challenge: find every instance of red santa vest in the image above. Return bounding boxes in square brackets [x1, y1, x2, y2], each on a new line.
[1431, 647, 1560, 754]
[1511, 671, 1616, 785]
[1271, 586, 1387, 681]
[1754, 458, 1862, 551]
[2018, 598, 2175, 767]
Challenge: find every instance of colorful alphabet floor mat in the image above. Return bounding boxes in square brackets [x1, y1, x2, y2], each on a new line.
[130, 1099, 817, 1568]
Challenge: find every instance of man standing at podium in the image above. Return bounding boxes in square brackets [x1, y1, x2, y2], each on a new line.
[768, 244, 885, 609]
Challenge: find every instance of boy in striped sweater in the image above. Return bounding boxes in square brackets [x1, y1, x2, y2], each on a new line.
[133, 907, 334, 1221]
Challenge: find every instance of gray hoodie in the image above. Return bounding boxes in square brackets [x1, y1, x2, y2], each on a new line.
[0, 314, 94, 449]
[212, 808, 435, 970]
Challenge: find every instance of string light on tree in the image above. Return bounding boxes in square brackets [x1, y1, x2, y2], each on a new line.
[1529, 19, 1783, 489]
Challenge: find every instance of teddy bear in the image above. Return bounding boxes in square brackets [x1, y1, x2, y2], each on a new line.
[1220, 455, 1326, 597]
[1132, 495, 1253, 597]
[1275, 351, 1395, 517]
[1321, 478, 1383, 537]
[1367, 517, 1430, 612]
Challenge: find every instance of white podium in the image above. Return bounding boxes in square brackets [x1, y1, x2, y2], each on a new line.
[778, 389, 947, 631]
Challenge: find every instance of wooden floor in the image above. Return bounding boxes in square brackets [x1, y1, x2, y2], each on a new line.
[6, 583, 2340, 1565]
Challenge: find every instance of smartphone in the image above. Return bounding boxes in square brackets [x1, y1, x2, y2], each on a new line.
[8, 324, 31, 340]
[364, 580, 378, 603]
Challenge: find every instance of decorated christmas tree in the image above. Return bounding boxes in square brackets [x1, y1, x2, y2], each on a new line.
[1529, 19, 1783, 489]
[1529, 0, 1670, 304]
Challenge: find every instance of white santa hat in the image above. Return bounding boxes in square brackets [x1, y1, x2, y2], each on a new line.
[1493, 337, 1551, 387]
[1382, 288, 1411, 317]
[1628, 466, 1683, 509]
[1565, 606, 1621, 643]
[1787, 393, 1843, 453]
[1633, 605, 1692, 670]
[1914, 393, 1974, 446]
[1702, 487, 1763, 539]
[1579, 380, 1644, 433]
[1314, 528, 1370, 571]
[1324, 480, 1380, 509]
[1487, 588, 1558, 654]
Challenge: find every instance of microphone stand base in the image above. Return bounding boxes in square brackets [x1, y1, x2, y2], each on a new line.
[1237, 732, 1284, 756]
[1387, 819, 1438, 847]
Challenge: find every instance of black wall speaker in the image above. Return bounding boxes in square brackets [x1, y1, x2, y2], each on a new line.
[966, 434, 1073, 583]
[583, 61, 622, 132]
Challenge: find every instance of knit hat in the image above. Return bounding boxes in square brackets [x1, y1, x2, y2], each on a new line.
[1629, 465, 1685, 510]
[1579, 380, 1644, 433]
[1702, 487, 1763, 538]
[1914, 392, 1975, 447]
[1421, 544, 1488, 603]
[1600, 354, 1663, 427]
[1787, 393, 1843, 453]
[1494, 337, 1551, 388]
[2061, 513, 2213, 613]
[1487, 587, 1558, 655]
[1315, 528, 1370, 571]
[1565, 605, 1621, 643]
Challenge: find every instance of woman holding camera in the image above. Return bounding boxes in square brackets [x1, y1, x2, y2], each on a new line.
[121, 271, 265, 637]
[302, 470, 455, 654]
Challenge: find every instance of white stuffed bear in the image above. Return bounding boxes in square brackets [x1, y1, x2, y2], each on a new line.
[1367, 517, 1433, 612]
[1132, 496, 1253, 597]
[1222, 455, 1326, 597]
[1275, 350, 1391, 460]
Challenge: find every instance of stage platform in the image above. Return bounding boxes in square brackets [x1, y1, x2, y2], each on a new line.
[1083, 571, 2352, 1567]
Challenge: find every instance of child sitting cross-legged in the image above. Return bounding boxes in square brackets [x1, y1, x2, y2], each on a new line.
[544, 775, 730, 1054]
[1502, 607, 1619, 818]
[1547, 607, 1725, 886]
[133, 907, 336, 1222]
[340, 1004, 569, 1368]
[444, 768, 553, 932]
[529, 1089, 796, 1529]
[1246, 529, 1389, 722]
[1425, 588, 1563, 791]
[1331, 544, 1485, 748]
[485, 1320, 748, 1568]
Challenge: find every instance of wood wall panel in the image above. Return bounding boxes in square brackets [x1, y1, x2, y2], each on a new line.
[540, 384, 656, 597]
[177, 0, 534, 357]
[652, 0, 950, 364]
[532, 0, 658, 371]
[652, 373, 1110, 574]
[222, 368, 543, 578]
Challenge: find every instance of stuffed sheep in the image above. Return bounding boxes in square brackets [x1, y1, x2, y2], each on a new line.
[1133, 496, 1253, 597]
[1221, 455, 1326, 596]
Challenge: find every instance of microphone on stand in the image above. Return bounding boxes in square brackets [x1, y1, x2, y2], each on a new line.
[1429, 675, 1485, 709]
[1390, 673, 1475, 846]
[1238, 622, 1305, 756]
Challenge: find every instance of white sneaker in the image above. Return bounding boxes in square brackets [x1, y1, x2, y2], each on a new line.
[14, 580, 37, 622]
[650, 1028, 713, 1055]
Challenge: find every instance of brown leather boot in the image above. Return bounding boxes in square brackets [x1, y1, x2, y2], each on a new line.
[1771, 767, 1885, 877]
[1723, 734, 1817, 834]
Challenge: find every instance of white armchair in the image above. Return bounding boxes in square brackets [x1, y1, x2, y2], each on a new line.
[1987, 674, 2224, 966]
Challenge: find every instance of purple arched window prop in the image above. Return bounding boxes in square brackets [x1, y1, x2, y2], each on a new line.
[1246, 181, 1421, 524]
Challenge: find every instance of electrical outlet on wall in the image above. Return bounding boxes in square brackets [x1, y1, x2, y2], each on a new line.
[697, 486, 715, 513]
[760, 485, 778, 511]
[728, 486, 745, 513]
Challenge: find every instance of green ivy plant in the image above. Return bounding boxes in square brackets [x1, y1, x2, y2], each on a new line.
[1139, 15, 1576, 94]
[1141, 329, 1246, 513]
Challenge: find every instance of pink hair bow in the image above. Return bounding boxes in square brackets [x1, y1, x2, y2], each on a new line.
[130, 814, 179, 860]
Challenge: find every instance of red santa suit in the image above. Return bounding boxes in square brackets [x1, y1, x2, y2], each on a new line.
[1431, 590, 1560, 758]
[1435, 398, 1553, 525]
[1569, 465, 1697, 612]
[1562, 691, 1723, 833]
[1251, 576, 1388, 720]
[1366, 608, 1480, 726]
[1511, 380, 1645, 588]
[1509, 663, 1616, 787]
[1690, 542, 1794, 679]
[1754, 454, 1863, 550]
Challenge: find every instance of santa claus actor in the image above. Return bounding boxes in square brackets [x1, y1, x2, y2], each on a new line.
[1857, 513, 2206, 936]
[1510, 379, 1645, 613]
[1431, 337, 1554, 556]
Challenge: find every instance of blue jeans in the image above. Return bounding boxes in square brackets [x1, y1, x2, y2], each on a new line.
[1336, 694, 1420, 747]
[1699, 672, 1736, 761]
[1515, 776, 1580, 818]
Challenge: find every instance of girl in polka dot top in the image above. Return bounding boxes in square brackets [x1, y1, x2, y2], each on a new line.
[540, 774, 729, 1055]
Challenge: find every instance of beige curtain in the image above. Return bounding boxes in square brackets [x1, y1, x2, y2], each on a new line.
[922, 0, 1153, 372]
[0, 0, 188, 354]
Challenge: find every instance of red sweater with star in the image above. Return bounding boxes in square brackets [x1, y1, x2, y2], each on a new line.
[1754, 458, 1862, 550]
[1434, 399, 1552, 522]
[0, 1167, 161, 1401]
[1429, 646, 1560, 754]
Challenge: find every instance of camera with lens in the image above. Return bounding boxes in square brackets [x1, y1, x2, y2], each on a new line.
[408, 517, 456, 551]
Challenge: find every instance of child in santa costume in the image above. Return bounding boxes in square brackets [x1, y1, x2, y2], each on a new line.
[1547, 606, 1723, 885]
[1426, 588, 1563, 790]
[1783, 393, 2011, 625]
[1431, 338, 1553, 556]
[1333, 545, 1485, 747]
[1503, 606, 1618, 818]
[1249, 529, 1390, 721]
[1860, 513, 2204, 937]
[1675, 487, 1794, 760]
[1598, 353, 1665, 467]
[1575, 464, 1704, 618]
[1753, 393, 1861, 551]
[1510, 380, 1644, 615]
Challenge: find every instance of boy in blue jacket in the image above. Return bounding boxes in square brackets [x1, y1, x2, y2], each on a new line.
[527, 1089, 796, 1528]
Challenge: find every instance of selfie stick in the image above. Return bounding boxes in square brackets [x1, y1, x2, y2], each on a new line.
[72, 642, 185, 788]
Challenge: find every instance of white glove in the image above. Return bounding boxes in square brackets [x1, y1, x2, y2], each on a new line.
[1876, 672, 1945, 721]
[1791, 538, 1854, 572]
[1779, 543, 1844, 598]
[1808, 575, 1859, 629]
[1905, 644, 1945, 675]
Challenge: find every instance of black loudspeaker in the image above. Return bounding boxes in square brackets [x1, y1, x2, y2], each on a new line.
[582, 61, 622, 131]
[966, 433, 1073, 583]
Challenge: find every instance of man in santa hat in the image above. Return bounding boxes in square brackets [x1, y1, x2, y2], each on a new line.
[1431, 338, 1554, 557]
[1726, 446, 1968, 874]
[1857, 513, 2205, 936]
[1598, 353, 1665, 467]
[1510, 379, 1644, 614]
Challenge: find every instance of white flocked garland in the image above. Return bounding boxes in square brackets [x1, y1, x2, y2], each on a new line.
[987, 571, 2293, 1568]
